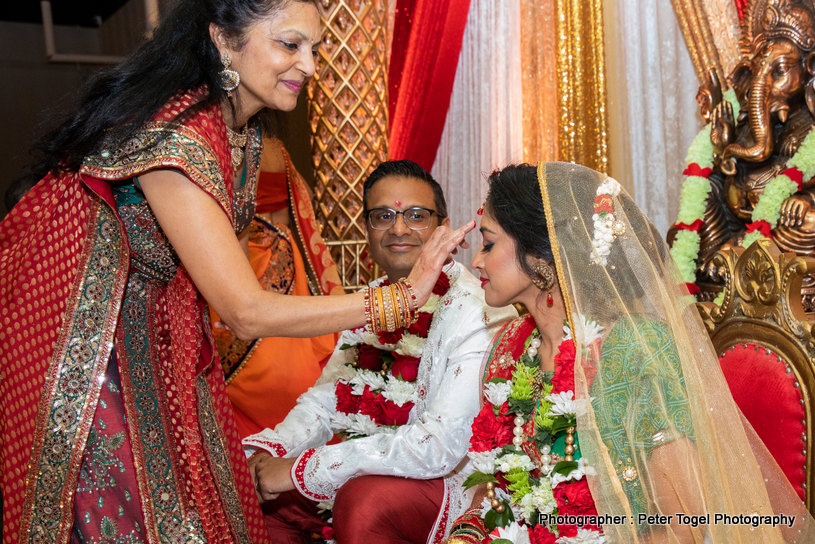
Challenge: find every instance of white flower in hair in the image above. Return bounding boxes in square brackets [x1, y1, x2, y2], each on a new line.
[590, 177, 624, 266]
[483, 381, 512, 406]
[598, 177, 622, 197]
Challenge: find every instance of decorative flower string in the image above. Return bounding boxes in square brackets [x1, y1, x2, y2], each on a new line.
[742, 128, 815, 247]
[330, 273, 450, 438]
[670, 88, 815, 293]
[590, 177, 623, 266]
[463, 318, 605, 543]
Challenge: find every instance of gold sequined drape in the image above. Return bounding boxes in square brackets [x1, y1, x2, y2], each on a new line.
[669, 0, 741, 87]
[554, 0, 610, 173]
[309, 0, 390, 290]
[521, 0, 559, 164]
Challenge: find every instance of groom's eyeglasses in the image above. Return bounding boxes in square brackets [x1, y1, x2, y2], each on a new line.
[366, 207, 438, 231]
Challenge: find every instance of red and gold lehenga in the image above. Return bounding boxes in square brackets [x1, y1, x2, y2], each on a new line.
[0, 88, 268, 543]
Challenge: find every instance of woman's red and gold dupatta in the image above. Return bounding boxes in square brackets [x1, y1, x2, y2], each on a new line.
[0, 89, 268, 543]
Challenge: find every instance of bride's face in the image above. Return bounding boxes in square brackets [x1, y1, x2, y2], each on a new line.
[471, 210, 539, 308]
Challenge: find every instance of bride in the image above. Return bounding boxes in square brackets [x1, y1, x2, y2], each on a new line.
[445, 162, 814, 543]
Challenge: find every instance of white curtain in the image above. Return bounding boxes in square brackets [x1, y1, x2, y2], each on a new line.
[431, 0, 524, 269]
[432, 0, 701, 253]
[604, 0, 702, 236]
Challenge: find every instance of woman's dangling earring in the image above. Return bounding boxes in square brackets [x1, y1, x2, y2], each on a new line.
[219, 52, 240, 98]
[531, 260, 556, 307]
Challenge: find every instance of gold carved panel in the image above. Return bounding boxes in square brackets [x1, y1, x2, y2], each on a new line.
[698, 240, 815, 513]
[309, 0, 390, 290]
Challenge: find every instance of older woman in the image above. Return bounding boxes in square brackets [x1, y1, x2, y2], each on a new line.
[445, 163, 814, 543]
[0, 1, 467, 541]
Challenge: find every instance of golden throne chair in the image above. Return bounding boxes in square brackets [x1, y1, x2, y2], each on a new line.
[697, 239, 814, 514]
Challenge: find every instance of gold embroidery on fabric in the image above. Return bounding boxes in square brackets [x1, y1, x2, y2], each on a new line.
[118, 201, 179, 283]
[233, 125, 261, 233]
[83, 124, 233, 224]
[195, 377, 252, 544]
[537, 165, 574, 329]
[116, 274, 186, 543]
[22, 201, 128, 544]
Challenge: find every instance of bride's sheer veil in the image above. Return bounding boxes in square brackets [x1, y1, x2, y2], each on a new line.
[538, 161, 814, 542]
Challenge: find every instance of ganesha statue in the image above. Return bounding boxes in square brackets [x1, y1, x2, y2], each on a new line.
[669, 0, 815, 302]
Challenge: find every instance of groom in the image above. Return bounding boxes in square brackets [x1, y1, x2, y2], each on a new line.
[243, 160, 515, 543]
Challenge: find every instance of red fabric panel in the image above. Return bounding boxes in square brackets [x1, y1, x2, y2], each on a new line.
[332, 475, 445, 543]
[388, 0, 471, 171]
[260, 476, 444, 543]
[255, 171, 288, 214]
[388, 0, 418, 119]
[733, 0, 748, 19]
[718, 343, 806, 499]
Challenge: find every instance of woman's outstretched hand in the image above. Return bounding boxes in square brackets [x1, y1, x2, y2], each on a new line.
[407, 221, 475, 307]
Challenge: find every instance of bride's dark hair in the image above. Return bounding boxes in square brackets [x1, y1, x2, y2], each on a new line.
[484, 163, 554, 276]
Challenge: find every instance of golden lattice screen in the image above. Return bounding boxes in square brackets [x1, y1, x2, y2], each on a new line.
[309, 0, 390, 290]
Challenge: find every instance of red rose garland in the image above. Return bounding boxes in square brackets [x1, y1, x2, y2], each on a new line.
[333, 273, 450, 436]
[464, 333, 604, 543]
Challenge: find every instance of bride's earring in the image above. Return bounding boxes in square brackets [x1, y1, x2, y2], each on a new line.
[531, 260, 555, 307]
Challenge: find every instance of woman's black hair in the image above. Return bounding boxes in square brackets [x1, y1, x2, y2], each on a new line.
[25, 0, 316, 183]
[484, 163, 553, 276]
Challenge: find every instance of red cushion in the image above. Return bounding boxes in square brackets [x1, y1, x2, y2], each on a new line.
[719, 343, 806, 500]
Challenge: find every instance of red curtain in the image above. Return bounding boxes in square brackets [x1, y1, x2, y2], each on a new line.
[733, 0, 748, 19]
[388, 0, 471, 171]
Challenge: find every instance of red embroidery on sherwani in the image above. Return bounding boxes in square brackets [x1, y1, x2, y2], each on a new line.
[430, 491, 451, 544]
[254, 439, 287, 457]
[292, 449, 331, 501]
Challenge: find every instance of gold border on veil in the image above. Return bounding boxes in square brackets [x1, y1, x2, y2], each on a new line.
[537, 163, 574, 330]
[537, 162, 640, 537]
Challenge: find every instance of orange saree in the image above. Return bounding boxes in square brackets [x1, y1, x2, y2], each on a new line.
[214, 138, 343, 438]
